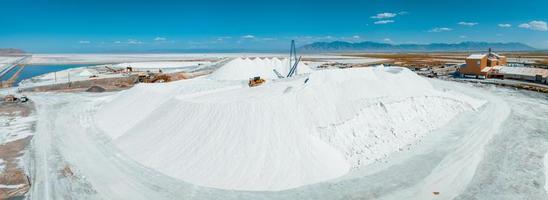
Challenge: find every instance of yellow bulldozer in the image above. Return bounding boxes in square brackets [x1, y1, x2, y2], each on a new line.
[248, 76, 265, 87]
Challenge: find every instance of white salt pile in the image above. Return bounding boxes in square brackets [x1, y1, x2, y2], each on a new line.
[112, 61, 211, 69]
[94, 61, 484, 191]
[209, 57, 312, 80]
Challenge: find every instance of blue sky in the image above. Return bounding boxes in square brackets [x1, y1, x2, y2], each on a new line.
[1, 0, 547, 52]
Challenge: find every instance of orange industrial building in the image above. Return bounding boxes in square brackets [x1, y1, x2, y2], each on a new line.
[459, 49, 507, 78]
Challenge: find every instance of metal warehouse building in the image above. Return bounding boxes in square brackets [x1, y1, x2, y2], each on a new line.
[499, 67, 548, 84]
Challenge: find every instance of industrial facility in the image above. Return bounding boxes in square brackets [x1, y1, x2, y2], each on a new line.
[499, 67, 548, 83]
[460, 48, 507, 78]
[459, 49, 548, 84]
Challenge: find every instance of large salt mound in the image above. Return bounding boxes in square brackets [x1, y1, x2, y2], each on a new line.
[209, 57, 312, 80]
[93, 66, 484, 191]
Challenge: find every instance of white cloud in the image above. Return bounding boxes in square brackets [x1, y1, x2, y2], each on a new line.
[216, 36, 232, 41]
[374, 20, 395, 24]
[383, 38, 393, 43]
[114, 41, 121, 44]
[259, 37, 277, 41]
[352, 35, 361, 39]
[371, 12, 397, 19]
[519, 21, 548, 31]
[127, 39, 143, 44]
[78, 40, 91, 44]
[459, 35, 468, 39]
[498, 24, 512, 28]
[154, 37, 167, 41]
[286, 35, 336, 43]
[458, 22, 478, 26]
[398, 11, 409, 15]
[238, 35, 277, 42]
[242, 35, 256, 39]
[428, 27, 452, 32]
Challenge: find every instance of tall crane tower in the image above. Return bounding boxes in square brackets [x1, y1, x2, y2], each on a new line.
[273, 40, 301, 78]
[286, 40, 301, 77]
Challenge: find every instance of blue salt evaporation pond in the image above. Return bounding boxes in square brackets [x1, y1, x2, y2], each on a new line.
[0, 64, 89, 86]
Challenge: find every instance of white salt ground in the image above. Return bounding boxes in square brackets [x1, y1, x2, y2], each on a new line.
[0, 184, 25, 189]
[545, 151, 548, 193]
[0, 114, 36, 144]
[0, 56, 21, 71]
[0, 159, 4, 172]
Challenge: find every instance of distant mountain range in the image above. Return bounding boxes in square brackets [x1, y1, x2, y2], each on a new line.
[299, 41, 536, 52]
[1, 42, 538, 54]
[0, 48, 26, 55]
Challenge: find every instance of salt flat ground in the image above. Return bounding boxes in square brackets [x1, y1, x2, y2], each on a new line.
[24, 78, 548, 200]
[0, 56, 22, 73]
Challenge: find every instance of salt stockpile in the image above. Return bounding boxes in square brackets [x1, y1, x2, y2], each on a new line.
[93, 65, 485, 191]
[112, 61, 211, 69]
[78, 69, 94, 77]
[209, 57, 312, 80]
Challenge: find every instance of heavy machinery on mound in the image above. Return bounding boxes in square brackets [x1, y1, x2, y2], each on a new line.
[248, 40, 301, 87]
[248, 76, 265, 87]
[137, 72, 171, 83]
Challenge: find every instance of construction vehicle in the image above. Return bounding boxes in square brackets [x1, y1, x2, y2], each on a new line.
[2, 94, 28, 103]
[248, 76, 265, 87]
[149, 74, 170, 83]
[137, 73, 150, 83]
[137, 72, 171, 83]
[105, 66, 123, 73]
[3, 95, 16, 102]
[20, 96, 29, 102]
